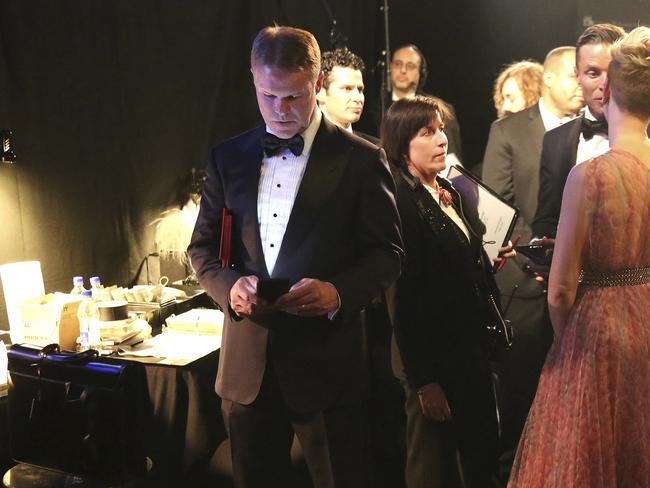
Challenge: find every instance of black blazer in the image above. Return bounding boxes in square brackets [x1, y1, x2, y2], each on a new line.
[188, 117, 404, 412]
[354, 130, 380, 146]
[532, 115, 582, 238]
[389, 169, 498, 391]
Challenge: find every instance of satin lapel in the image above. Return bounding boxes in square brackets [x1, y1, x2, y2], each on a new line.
[272, 118, 350, 276]
[233, 127, 269, 278]
[528, 105, 545, 157]
[567, 116, 583, 166]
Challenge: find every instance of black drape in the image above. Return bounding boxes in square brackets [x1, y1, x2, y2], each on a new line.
[0, 0, 647, 326]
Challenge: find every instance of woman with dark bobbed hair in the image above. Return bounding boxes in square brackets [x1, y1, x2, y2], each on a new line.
[383, 95, 511, 488]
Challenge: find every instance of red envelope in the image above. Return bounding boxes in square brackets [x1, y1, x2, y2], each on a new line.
[218, 208, 232, 268]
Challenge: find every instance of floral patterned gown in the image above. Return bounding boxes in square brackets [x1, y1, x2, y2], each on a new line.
[508, 149, 650, 488]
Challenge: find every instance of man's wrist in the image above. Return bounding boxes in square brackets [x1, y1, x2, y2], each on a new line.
[326, 281, 341, 320]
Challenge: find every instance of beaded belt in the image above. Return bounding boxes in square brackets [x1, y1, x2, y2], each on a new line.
[579, 266, 650, 288]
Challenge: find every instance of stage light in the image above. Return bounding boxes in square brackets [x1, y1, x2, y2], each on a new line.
[1, 129, 16, 163]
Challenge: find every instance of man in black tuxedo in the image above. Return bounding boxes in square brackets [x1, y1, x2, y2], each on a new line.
[481, 46, 583, 467]
[317, 46, 405, 487]
[533, 23, 626, 239]
[188, 26, 403, 488]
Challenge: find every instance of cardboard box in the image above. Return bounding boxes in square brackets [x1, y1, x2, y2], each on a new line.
[165, 308, 223, 336]
[19, 293, 83, 351]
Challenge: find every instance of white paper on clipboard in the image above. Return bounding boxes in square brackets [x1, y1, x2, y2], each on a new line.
[447, 165, 519, 263]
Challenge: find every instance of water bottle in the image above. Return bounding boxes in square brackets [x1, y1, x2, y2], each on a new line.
[89, 275, 104, 301]
[77, 290, 99, 351]
[70, 276, 87, 295]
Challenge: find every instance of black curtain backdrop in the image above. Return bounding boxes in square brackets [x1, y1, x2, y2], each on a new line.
[0, 0, 646, 327]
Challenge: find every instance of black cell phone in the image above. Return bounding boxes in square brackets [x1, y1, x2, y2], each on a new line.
[257, 278, 290, 302]
[515, 244, 553, 266]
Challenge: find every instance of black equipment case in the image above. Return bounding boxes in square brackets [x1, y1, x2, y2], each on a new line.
[6, 343, 150, 483]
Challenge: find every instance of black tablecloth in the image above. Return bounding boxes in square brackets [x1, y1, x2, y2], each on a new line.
[0, 396, 11, 476]
[144, 349, 226, 488]
[1, 348, 227, 488]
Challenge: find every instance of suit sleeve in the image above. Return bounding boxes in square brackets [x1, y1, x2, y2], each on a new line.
[482, 120, 514, 203]
[328, 148, 404, 314]
[187, 146, 242, 310]
[532, 133, 561, 238]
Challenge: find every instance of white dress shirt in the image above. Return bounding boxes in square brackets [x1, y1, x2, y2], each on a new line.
[538, 97, 573, 132]
[576, 107, 609, 165]
[257, 109, 322, 275]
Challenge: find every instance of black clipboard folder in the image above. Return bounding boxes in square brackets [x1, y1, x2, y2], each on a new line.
[446, 165, 519, 266]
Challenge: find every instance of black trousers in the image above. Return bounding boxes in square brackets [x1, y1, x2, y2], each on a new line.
[401, 346, 498, 488]
[222, 361, 369, 488]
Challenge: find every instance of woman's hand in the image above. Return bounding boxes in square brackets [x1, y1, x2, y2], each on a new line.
[417, 383, 452, 422]
[493, 238, 519, 271]
[498, 242, 517, 259]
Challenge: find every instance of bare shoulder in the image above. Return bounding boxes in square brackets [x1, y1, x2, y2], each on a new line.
[566, 159, 589, 186]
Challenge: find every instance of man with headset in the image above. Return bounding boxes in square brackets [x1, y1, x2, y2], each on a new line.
[383, 44, 463, 163]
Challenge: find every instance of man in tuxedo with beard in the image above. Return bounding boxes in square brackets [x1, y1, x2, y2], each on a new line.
[371, 44, 463, 166]
[481, 45, 584, 471]
[533, 23, 626, 239]
[188, 26, 403, 488]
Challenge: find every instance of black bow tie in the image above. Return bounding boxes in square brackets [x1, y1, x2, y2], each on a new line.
[581, 117, 608, 141]
[262, 132, 304, 157]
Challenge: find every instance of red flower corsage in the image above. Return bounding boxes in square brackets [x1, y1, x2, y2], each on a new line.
[439, 187, 453, 207]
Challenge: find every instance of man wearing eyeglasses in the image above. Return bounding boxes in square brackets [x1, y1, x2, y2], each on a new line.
[384, 44, 463, 164]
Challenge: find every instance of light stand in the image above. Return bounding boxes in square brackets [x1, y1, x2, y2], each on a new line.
[317, 0, 348, 49]
[378, 0, 391, 121]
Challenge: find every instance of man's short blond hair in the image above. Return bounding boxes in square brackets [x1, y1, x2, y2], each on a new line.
[250, 26, 321, 80]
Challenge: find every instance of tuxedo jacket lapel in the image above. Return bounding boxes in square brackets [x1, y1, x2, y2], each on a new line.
[234, 127, 269, 278]
[273, 118, 351, 277]
[564, 116, 582, 167]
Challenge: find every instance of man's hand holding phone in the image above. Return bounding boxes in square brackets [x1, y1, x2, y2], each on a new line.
[275, 278, 339, 317]
[230, 276, 339, 318]
[229, 275, 277, 317]
[521, 237, 556, 283]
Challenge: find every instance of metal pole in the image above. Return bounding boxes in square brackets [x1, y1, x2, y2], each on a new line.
[379, 0, 391, 121]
